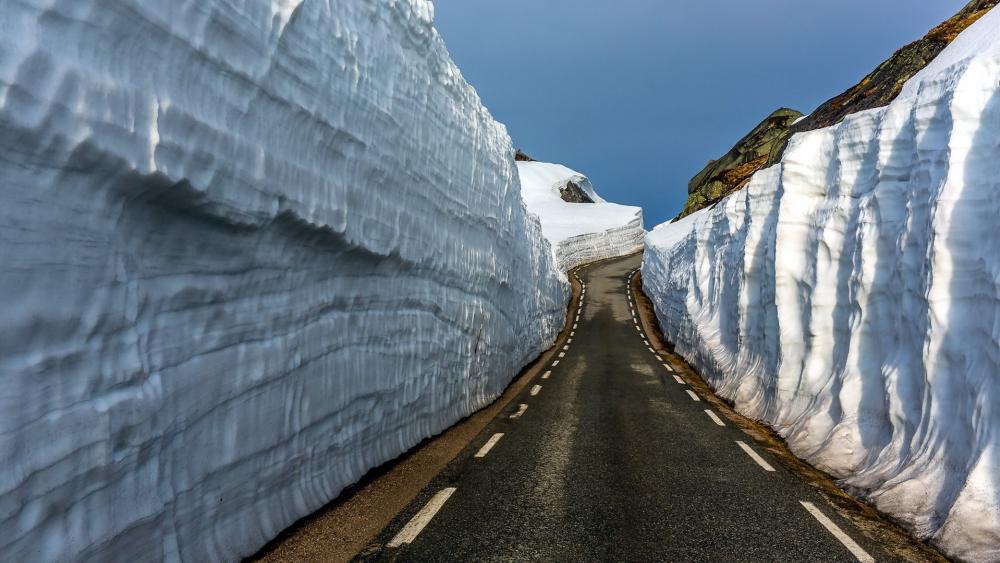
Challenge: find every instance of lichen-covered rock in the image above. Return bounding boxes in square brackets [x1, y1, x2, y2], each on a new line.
[680, 0, 999, 220]
[680, 108, 802, 219]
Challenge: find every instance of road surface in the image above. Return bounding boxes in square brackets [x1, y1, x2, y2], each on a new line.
[351, 253, 925, 562]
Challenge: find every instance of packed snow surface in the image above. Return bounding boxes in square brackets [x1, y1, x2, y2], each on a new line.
[0, 0, 569, 561]
[643, 8, 1000, 561]
[517, 161, 644, 271]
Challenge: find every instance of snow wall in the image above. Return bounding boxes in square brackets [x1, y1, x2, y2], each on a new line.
[642, 9, 1000, 561]
[517, 161, 645, 272]
[0, 1, 569, 561]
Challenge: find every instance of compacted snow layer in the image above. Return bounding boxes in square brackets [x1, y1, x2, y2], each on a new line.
[517, 162, 644, 271]
[0, 1, 568, 561]
[643, 9, 1000, 562]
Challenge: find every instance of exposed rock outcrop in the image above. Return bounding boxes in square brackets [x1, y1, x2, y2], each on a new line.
[679, 108, 802, 218]
[559, 180, 596, 203]
[679, 0, 999, 219]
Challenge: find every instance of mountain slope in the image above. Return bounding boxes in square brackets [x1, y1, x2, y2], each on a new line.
[679, 0, 999, 219]
[518, 161, 645, 271]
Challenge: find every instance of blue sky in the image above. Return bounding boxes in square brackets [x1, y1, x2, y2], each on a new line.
[433, 0, 969, 226]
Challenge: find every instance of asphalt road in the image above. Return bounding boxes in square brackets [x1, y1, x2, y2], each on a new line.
[355, 253, 910, 562]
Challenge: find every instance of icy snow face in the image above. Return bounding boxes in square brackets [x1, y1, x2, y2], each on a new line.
[643, 8, 1000, 562]
[0, 1, 567, 561]
[518, 161, 645, 272]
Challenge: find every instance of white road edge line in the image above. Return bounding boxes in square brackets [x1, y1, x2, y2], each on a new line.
[799, 501, 875, 563]
[558, 352, 565, 358]
[567, 338, 573, 343]
[530, 384, 542, 396]
[704, 410, 726, 427]
[542, 370, 551, 380]
[673, 374, 685, 384]
[685, 390, 701, 402]
[552, 360, 559, 366]
[563, 345, 569, 350]
[474, 433, 504, 458]
[647, 347, 655, 353]
[510, 404, 528, 419]
[387, 487, 458, 547]
[573, 323, 578, 329]
[736, 441, 776, 472]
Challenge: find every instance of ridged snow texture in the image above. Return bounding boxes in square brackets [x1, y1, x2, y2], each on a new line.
[0, 1, 568, 561]
[643, 10, 1000, 562]
[516, 161, 645, 272]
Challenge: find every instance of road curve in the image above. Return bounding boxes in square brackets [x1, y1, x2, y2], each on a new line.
[354, 253, 922, 562]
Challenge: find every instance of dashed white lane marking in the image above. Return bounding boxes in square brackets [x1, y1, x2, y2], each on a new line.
[542, 370, 552, 380]
[563, 345, 569, 351]
[799, 501, 875, 563]
[552, 360, 560, 366]
[567, 338, 573, 344]
[673, 374, 685, 384]
[686, 390, 701, 402]
[474, 433, 504, 458]
[510, 404, 528, 419]
[530, 384, 542, 396]
[663, 363, 673, 371]
[573, 323, 578, 329]
[736, 441, 776, 472]
[570, 331, 575, 336]
[642, 339, 649, 345]
[647, 347, 655, 353]
[387, 487, 458, 547]
[558, 352, 566, 358]
[704, 410, 726, 427]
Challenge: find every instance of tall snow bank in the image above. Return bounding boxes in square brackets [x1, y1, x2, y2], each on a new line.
[518, 161, 645, 271]
[0, 1, 568, 560]
[643, 8, 1000, 561]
